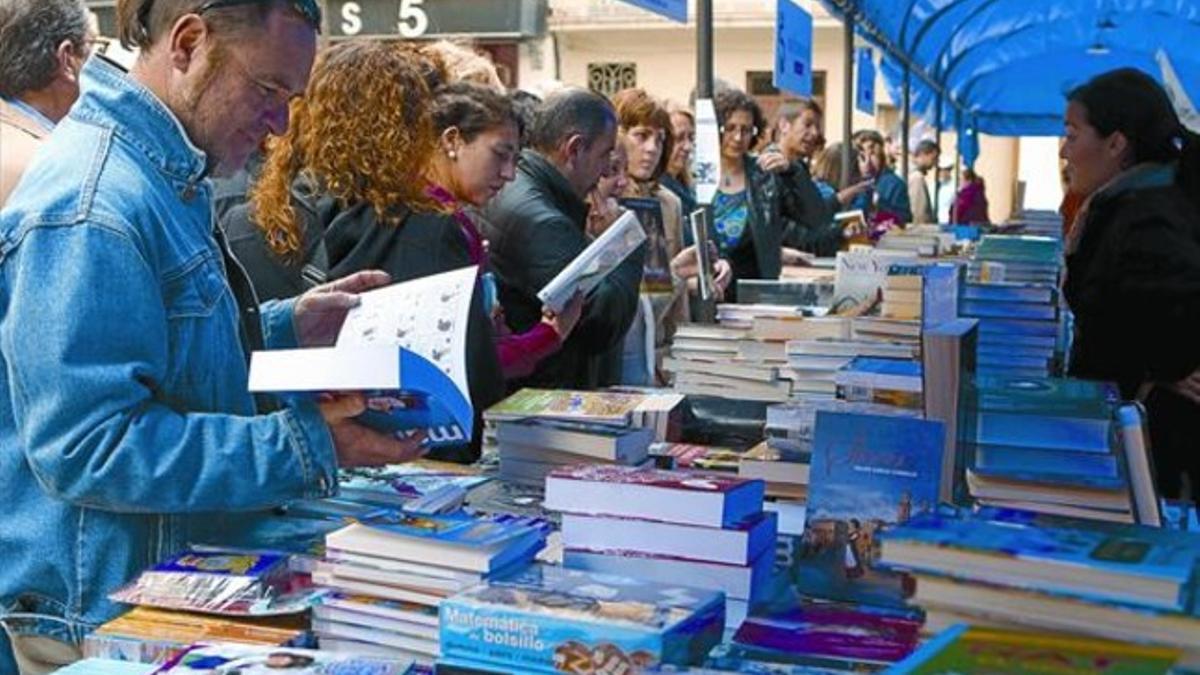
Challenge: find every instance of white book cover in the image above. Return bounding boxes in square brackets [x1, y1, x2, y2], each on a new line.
[538, 210, 646, 312]
[248, 266, 477, 446]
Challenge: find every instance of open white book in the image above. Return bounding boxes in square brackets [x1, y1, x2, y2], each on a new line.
[538, 209, 646, 312]
[248, 266, 477, 447]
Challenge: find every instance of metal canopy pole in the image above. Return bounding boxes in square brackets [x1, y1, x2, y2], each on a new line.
[697, 0, 714, 99]
[841, 12, 855, 188]
[954, 107, 963, 188]
[901, 65, 911, 181]
[934, 92, 943, 220]
[696, 0, 716, 323]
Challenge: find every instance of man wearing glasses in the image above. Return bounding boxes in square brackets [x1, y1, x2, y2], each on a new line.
[0, 1, 423, 671]
[0, 0, 95, 207]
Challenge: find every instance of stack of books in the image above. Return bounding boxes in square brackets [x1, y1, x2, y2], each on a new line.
[83, 607, 310, 665]
[834, 357, 924, 410]
[960, 281, 1061, 377]
[878, 509, 1200, 651]
[483, 389, 682, 486]
[543, 464, 773, 639]
[962, 375, 1137, 522]
[666, 323, 792, 403]
[737, 274, 835, 307]
[1011, 210, 1066, 240]
[968, 234, 1062, 285]
[877, 227, 950, 257]
[785, 337, 919, 399]
[309, 511, 546, 664]
[880, 264, 925, 320]
[738, 441, 808, 502]
[715, 303, 817, 329]
[438, 564, 725, 674]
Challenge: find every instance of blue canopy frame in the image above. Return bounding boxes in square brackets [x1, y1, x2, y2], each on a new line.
[817, 0, 1200, 140]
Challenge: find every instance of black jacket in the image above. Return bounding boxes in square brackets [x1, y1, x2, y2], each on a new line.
[1064, 163, 1200, 496]
[222, 184, 505, 462]
[778, 158, 841, 256]
[483, 150, 645, 390]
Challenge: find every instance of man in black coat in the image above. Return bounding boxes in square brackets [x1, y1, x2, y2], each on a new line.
[484, 89, 645, 390]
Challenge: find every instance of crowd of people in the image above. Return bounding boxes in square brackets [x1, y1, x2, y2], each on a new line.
[1, 0, 1199, 672]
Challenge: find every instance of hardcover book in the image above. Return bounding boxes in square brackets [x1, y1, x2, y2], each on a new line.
[621, 196, 674, 294]
[559, 511, 778, 566]
[248, 267, 478, 447]
[876, 509, 1200, 611]
[543, 464, 765, 528]
[796, 412, 944, 607]
[439, 565, 724, 674]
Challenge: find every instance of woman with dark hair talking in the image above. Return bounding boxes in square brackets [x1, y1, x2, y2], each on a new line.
[1061, 67, 1200, 497]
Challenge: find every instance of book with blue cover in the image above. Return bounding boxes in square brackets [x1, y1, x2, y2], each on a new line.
[971, 375, 1116, 452]
[795, 412, 944, 607]
[439, 565, 724, 673]
[975, 316, 1060, 337]
[326, 511, 545, 574]
[877, 509, 1200, 611]
[960, 299, 1056, 320]
[971, 443, 1119, 478]
[338, 464, 491, 512]
[962, 282, 1055, 304]
[248, 267, 479, 449]
[976, 235, 1061, 265]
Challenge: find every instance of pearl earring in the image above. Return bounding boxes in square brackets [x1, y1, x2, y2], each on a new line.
[448, 150, 458, 160]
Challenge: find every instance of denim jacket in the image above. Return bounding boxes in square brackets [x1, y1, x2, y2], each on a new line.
[0, 56, 338, 645]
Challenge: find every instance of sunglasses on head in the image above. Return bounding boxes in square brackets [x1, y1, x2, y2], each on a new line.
[139, 0, 323, 34]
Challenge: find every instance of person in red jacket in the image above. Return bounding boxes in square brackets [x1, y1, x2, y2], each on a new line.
[950, 167, 990, 224]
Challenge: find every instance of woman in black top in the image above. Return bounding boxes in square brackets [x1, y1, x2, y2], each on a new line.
[1061, 68, 1200, 497]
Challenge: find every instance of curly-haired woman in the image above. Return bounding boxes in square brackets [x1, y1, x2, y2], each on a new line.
[222, 41, 503, 461]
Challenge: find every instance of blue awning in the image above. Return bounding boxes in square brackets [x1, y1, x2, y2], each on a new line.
[817, 0, 1200, 137]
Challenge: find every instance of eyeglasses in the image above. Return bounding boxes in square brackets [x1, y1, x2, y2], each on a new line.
[139, 0, 323, 35]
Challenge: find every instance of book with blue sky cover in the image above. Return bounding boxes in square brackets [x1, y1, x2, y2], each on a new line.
[877, 509, 1200, 611]
[440, 565, 724, 673]
[795, 412, 944, 607]
[327, 511, 544, 574]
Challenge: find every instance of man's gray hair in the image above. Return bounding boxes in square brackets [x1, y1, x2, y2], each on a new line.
[0, 0, 90, 99]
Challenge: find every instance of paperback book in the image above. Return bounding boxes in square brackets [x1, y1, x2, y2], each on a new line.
[539, 209, 647, 312]
[439, 565, 724, 674]
[249, 267, 478, 447]
[876, 509, 1200, 612]
[153, 643, 414, 674]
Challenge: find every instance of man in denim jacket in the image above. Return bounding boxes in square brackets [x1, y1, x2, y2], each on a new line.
[0, 1, 424, 671]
